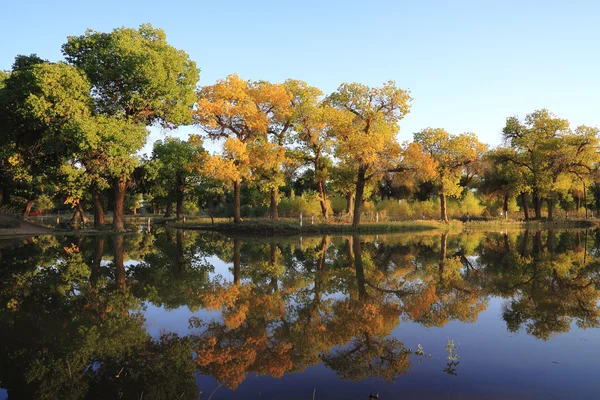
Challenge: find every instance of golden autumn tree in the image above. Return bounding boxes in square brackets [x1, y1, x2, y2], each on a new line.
[194, 74, 293, 222]
[327, 81, 412, 227]
[413, 128, 487, 222]
[287, 80, 336, 220]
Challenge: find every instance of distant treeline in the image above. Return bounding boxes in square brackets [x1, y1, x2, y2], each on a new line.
[1, 24, 598, 229]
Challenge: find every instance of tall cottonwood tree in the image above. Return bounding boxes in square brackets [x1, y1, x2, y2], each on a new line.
[288, 80, 336, 220]
[194, 74, 292, 222]
[62, 24, 199, 231]
[327, 81, 412, 227]
[149, 136, 207, 219]
[500, 109, 570, 220]
[413, 128, 487, 222]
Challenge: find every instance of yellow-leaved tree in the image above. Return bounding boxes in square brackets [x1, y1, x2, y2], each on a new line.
[194, 74, 293, 222]
[413, 128, 488, 222]
[327, 81, 412, 227]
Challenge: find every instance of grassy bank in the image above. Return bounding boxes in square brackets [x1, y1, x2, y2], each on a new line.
[175, 219, 461, 235]
[173, 217, 600, 236]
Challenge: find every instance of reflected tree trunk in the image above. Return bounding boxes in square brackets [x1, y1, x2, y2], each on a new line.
[269, 242, 278, 293]
[91, 237, 105, 284]
[112, 235, 125, 292]
[175, 229, 184, 271]
[533, 230, 543, 256]
[233, 237, 241, 285]
[520, 229, 530, 257]
[439, 232, 448, 277]
[352, 235, 367, 301]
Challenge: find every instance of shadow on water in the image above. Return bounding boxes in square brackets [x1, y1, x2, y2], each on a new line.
[1, 228, 600, 398]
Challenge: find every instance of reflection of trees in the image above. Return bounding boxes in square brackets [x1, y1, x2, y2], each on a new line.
[479, 230, 600, 340]
[0, 234, 199, 399]
[3, 229, 600, 396]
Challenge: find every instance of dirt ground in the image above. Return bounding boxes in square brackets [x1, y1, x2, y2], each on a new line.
[0, 214, 54, 237]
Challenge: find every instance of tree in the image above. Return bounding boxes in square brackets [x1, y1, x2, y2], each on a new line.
[149, 135, 207, 220]
[0, 55, 93, 218]
[413, 128, 487, 222]
[289, 80, 336, 220]
[500, 109, 571, 220]
[194, 74, 292, 222]
[63, 24, 199, 231]
[327, 81, 412, 227]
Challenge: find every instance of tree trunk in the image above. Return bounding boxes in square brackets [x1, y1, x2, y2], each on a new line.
[521, 192, 530, 220]
[533, 194, 542, 219]
[1, 187, 9, 205]
[547, 198, 554, 221]
[270, 187, 278, 220]
[71, 208, 81, 229]
[233, 237, 241, 285]
[164, 203, 173, 218]
[583, 182, 588, 219]
[23, 199, 34, 219]
[92, 186, 105, 229]
[176, 175, 185, 220]
[345, 194, 353, 215]
[503, 193, 509, 219]
[352, 166, 367, 228]
[112, 175, 126, 232]
[440, 193, 448, 223]
[233, 180, 242, 224]
[318, 179, 328, 221]
[576, 194, 581, 216]
[78, 203, 90, 224]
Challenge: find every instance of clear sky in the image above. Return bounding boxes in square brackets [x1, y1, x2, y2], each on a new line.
[1, 0, 599, 154]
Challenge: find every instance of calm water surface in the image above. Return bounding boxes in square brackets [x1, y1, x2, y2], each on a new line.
[1, 228, 600, 399]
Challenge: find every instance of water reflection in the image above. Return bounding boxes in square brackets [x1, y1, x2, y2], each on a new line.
[1, 228, 600, 398]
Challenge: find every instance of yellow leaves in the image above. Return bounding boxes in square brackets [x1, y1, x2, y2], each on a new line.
[194, 73, 293, 139]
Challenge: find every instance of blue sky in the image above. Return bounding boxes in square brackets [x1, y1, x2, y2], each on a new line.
[1, 0, 599, 154]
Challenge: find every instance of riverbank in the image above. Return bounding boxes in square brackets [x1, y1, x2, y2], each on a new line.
[2, 214, 599, 238]
[0, 214, 54, 237]
[172, 218, 600, 236]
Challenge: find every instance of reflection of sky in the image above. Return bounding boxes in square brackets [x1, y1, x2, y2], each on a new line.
[138, 242, 600, 400]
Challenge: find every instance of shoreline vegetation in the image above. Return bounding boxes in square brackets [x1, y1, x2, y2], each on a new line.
[2, 213, 599, 238]
[2, 24, 600, 235]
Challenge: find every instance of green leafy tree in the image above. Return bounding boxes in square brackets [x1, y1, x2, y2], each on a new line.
[62, 24, 200, 231]
[149, 135, 207, 219]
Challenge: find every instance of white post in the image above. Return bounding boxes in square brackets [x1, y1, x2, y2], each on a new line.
[311, 215, 314, 225]
[300, 212, 303, 226]
[147, 217, 151, 231]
